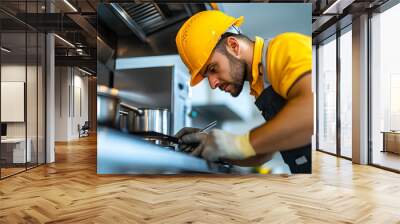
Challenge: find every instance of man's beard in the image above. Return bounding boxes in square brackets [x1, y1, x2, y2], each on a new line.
[226, 53, 247, 97]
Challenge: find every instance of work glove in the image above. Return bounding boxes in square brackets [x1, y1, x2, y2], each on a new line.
[174, 127, 201, 153]
[180, 129, 257, 162]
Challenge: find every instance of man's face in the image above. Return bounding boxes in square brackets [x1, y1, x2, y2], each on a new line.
[202, 49, 247, 97]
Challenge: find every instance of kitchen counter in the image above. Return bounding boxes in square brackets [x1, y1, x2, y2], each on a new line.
[97, 127, 245, 174]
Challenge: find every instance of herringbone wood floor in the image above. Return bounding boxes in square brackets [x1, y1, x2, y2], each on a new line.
[1, 135, 400, 224]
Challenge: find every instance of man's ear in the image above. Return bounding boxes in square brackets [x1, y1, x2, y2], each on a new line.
[226, 36, 240, 58]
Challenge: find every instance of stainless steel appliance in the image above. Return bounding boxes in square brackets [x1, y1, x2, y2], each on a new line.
[114, 55, 191, 135]
[97, 85, 182, 149]
[97, 96, 179, 150]
[119, 102, 170, 135]
[96, 89, 238, 173]
[97, 127, 235, 174]
[97, 86, 120, 128]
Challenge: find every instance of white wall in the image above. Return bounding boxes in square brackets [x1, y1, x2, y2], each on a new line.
[54, 67, 89, 141]
[1, 65, 35, 138]
[55, 66, 68, 141]
[72, 72, 89, 138]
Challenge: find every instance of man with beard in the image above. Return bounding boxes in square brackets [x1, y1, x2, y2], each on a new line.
[175, 10, 313, 173]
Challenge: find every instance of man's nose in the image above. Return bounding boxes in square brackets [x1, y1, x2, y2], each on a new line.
[208, 75, 220, 89]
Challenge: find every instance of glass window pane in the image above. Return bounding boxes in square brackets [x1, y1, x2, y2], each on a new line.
[318, 36, 337, 154]
[27, 31, 38, 169]
[38, 32, 45, 165]
[371, 3, 400, 171]
[1, 31, 27, 177]
[1, 0, 46, 179]
[340, 28, 352, 158]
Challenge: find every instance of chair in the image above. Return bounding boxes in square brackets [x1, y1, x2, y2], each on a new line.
[78, 121, 90, 138]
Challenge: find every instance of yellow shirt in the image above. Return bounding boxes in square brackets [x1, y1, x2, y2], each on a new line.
[250, 33, 312, 99]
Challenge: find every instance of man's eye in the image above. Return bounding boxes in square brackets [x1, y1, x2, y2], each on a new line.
[210, 66, 216, 73]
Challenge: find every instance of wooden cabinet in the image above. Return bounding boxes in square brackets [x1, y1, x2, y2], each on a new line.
[382, 131, 400, 154]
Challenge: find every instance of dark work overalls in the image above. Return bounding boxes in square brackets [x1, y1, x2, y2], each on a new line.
[254, 39, 311, 173]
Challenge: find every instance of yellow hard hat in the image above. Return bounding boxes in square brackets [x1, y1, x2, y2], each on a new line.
[176, 10, 244, 86]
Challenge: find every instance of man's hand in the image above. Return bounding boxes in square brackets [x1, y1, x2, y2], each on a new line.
[175, 127, 201, 138]
[174, 127, 201, 153]
[180, 129, 256, 162]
